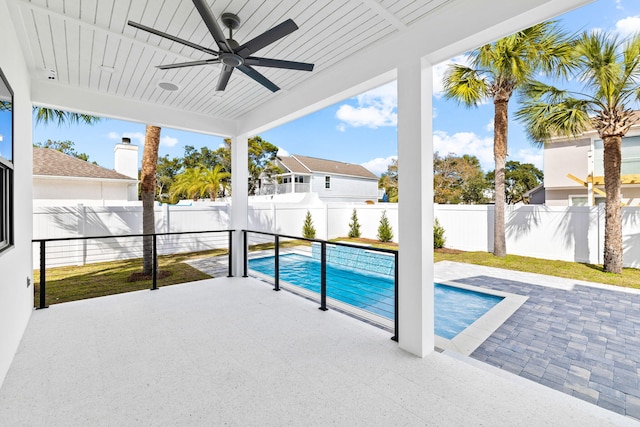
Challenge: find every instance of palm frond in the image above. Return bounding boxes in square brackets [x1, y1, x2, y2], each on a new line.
[33, 107, 102, 126]
[442, 64, 489, 107]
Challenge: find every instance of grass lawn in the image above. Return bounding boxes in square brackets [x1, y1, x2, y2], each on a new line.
[33, 250, 225, 306]
[334, 237, 640, 289]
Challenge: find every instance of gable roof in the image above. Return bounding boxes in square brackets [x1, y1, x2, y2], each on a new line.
[33, 147, 135, 181]
[278, 155, 377, 179]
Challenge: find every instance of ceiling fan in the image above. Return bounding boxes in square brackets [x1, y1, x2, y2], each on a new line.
[127, 0, 314, 92]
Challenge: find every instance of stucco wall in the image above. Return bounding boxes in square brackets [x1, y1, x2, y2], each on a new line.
[0, 0, 34, 386]
[544, 137, 590, 190]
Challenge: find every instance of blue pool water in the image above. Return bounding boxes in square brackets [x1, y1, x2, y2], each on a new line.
[248, 252, 503, 339]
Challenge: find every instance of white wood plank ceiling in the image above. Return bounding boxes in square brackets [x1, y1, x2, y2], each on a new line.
[14, 0, 450, 121]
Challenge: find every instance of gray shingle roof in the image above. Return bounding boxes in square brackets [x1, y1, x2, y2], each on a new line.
[33, 147, 135, 181]
[278, 155, 377, 179]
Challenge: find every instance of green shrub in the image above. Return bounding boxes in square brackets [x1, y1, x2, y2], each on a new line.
[434, 218, 446, 249]
[302, 210, 316, 239]
[377, 210, 394, 242]
[348, 209, 361, 238]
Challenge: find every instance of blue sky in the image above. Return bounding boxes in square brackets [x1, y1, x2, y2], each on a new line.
[32, 0, 640, 176]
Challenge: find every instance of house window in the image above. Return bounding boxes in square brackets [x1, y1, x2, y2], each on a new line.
[294, 175, 303, 183]
[325, 176, 331, 189]
[0, 68, 14, 253]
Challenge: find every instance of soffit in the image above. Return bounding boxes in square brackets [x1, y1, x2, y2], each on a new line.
[10, 0, 593, 136]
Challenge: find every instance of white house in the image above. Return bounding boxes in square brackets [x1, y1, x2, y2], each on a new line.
[32, 140, 139, 206]
[542, 111, 640, 206]
[258, 154, 379, 203]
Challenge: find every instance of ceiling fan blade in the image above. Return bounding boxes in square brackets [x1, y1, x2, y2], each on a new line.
[157, 59, 220, 70]
[244, 57, 314, 72]
[216, 65, 234, 91]
[237, 65, 279, 92]
[236, 19, 298, 58]
[191, 0, 233, 53]
[128, 21, 218, 56]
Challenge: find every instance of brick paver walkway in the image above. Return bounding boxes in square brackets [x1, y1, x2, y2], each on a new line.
[456, 274, 640, 419]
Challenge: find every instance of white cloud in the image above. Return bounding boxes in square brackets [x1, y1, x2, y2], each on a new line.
[107, 131, 145, 146]
[433, 130, 495, 171]
[277, 147, 290, 157]
[615, 16, 640, 38]
[361, 155, 397, 176]
[161, 135, 179, 147]
[335, 81, 397, 130]
[513, 147, 543, 170]
[432, 55, 471, 99]
[616, 0, 624, 10]
[485, 118, 494, 132]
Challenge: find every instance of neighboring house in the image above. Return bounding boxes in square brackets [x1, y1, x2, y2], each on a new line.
[258, 154, 379, 203]
[542, 111, 640, 206]
[33, 140, 139, 206]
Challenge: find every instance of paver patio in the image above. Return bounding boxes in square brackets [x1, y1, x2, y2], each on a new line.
[435, 261, 640, 419]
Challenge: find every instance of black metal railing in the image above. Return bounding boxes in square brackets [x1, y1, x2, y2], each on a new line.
[33, 230, 234, 309]
[242, 230, 398, 341]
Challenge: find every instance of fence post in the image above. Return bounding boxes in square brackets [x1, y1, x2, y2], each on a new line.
[151, 234, 158, 290]
[227, 230, 233, 277]
[391, 251, 399, 342]
[274, 235, 280, 291]
[243, 230, 248, 278]
[319, 241, 328, 311]
[37, 241, 48, 309]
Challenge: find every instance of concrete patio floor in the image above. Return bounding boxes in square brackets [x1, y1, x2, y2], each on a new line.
[0, 274, 635, 426]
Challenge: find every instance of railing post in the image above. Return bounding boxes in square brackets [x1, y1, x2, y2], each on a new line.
[274, 235, 280, 291]
[151, 234, 158, 290]
[391, 251, 399, 342]
[37, 241, 48, 309]
[319, 241, 328, 311]
[242, 230, 248, 278]
[227, 230, 233, 277]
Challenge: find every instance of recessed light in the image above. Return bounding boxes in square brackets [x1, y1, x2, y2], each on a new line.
[158, 81, 179, 91]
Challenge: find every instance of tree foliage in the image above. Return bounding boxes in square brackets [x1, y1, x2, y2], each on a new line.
[379, 158, 398, 202]
[377, 210, 393, 242]
[33, 107, 102, 127]
[486, 161, 543, 204]
[302, 210, 316, 239]
[348, 209, 361, 238]
[442, 20, 574, 257]
[170, 165, 231, 202]
[434, 218, 446, 249]
[515, 31, 640, 273]
[33, 139, 95, 164]
[434, 153, 489, 204]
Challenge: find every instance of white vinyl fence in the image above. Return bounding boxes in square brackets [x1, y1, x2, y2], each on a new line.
[33, 202, 640, 268]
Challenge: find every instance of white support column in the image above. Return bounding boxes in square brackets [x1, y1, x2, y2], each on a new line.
[231, 133, 249, 277]
[397, 58, 434, 357]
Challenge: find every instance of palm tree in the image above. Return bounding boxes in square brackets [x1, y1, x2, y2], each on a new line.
[442, 21, 574, 257]
[516, 31, 640, 274]
[171, 166, 231, 201]
[171, 167, 205, 201]
[201, 165, 231, 201]
[141, 125, 161, 275]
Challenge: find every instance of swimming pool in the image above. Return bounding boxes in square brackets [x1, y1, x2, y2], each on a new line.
[248, 252, 503, 339]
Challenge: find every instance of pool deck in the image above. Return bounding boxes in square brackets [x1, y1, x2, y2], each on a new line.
[435, 261, 640, 420]
[0, 273, 635, 426]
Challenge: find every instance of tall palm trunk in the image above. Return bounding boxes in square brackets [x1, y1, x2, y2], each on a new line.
[141, 125, 161, 275]
[602, 135, 622, 273]
[493, 98, 508, 257]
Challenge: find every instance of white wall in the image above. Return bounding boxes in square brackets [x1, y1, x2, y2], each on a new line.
[0, 0, 34, 387]
[33, 177, 135, 205]
[435, 204, 640, 268]
[310, 173, 379, 203]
